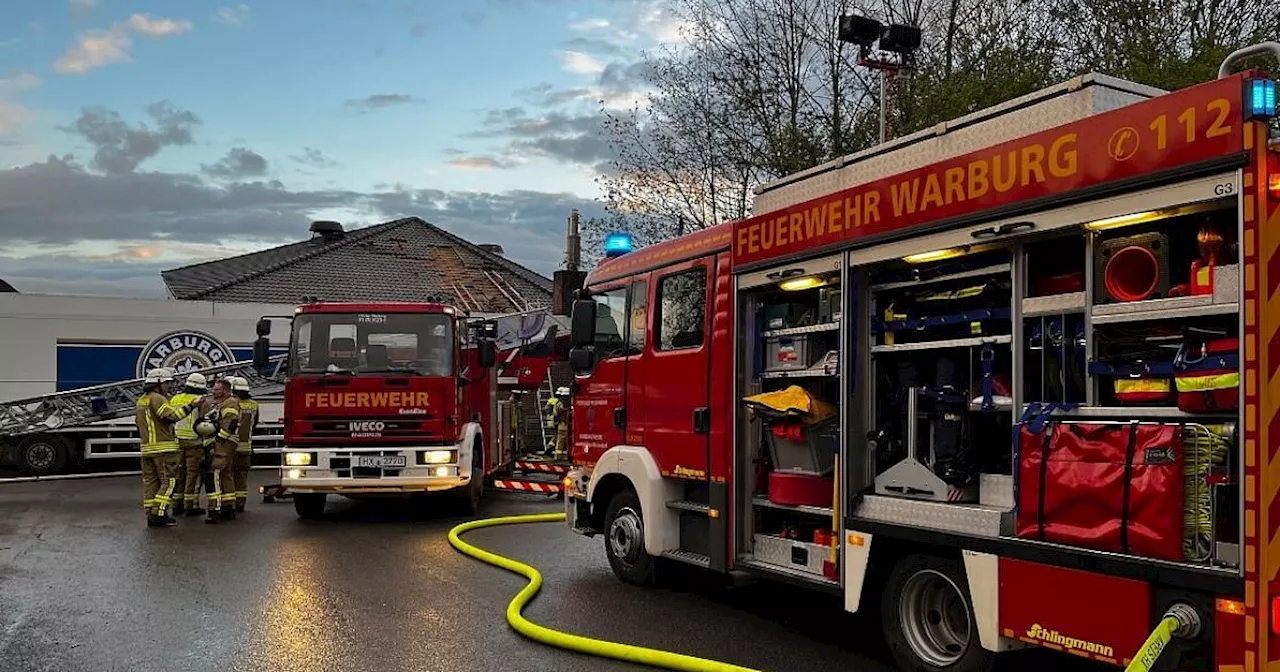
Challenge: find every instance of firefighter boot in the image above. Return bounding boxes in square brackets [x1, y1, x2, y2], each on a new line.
[205, 508, 220, 524]
[147, 513, 177, 528]
[221, 505, 236, 521]
[173, 501, 185, 516]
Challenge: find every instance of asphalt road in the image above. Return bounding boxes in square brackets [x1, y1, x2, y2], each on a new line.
[0, 473, 1099, 672]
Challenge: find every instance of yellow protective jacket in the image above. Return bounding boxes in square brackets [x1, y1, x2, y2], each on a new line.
[544, 398, 566, 429]
[215, 396, 241, 445]
[170, 392, 210, 447]
[134, 391, 188, 454]
[236, 398, 259, 453]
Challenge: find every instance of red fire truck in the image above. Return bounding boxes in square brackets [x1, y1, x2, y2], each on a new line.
[253, 301, 567, 519]
[564, 46, 1280, 671]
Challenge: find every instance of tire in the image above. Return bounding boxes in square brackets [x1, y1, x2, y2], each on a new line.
[452, 440, 484, 516]
[293, 493, 327, 520]
[603, 488, 656, 586]
[881, 554, 996, 672]
[15, 434, 71, 476]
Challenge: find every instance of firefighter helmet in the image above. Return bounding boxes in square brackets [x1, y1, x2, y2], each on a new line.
[144, 368, 175, 384]
[185, 372, 208, 390]
[194, 416, 217, 437]
[230, 376, 251, 393]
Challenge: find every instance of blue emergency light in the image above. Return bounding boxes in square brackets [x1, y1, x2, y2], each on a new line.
[603, 232, 634, 258]
[1247, 78, 1277, 121]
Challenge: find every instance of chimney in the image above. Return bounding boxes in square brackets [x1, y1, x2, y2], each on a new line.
[565, 208, 581, 272]
[478, 243, 505, 256]
[309, 220, 345, 242]
[552, 208, 587, 316]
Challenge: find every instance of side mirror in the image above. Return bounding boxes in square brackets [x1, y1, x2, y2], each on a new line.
[252, 336, 271, 368]
[255, 317, 271, 337]
[477, 340, 496, 368]
[569, 347, 595, 372]
[570, 299, 596, 347]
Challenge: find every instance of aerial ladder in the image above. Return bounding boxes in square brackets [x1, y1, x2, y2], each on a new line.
[0, 356, 287, 438]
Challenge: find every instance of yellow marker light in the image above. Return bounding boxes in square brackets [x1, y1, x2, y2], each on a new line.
[1217, 598, 1245, 615]
[1083, 211, 1157, 231]
[422, 449, 455, 464]
[434, 466, 451, 477]
[847, 533, 865, 546]
[707, 508, 720, 519]
[284, 452, 312, 466]
[903, 247, 964, 264]
[286, 469, 302, 480]
[562, 476, 573, 489]
[779, 275, 826, 292]
[1269, 173, 1280, 199]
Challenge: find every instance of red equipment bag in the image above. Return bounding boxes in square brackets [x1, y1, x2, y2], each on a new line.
[1174, 337, 1239, 413]
[1015, 422, 1184, 561]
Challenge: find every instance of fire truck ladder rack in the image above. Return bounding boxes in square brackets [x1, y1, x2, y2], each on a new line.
[0, 355, 288, 438]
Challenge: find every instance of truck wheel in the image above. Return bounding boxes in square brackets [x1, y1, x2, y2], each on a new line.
[603, 489, 656, 586]
[882, 554, 995, 672]
[16, 435, 71, 476]
[453, 440, 484, 515]
[293, 493, 327, 520]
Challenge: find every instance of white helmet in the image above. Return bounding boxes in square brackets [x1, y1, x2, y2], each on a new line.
[194, 417, 217, 437]
[230, 376, 251, 393]
[144, 368, 175, 384]
[556, 386, 570, 396]
[185, 372, 208, 390]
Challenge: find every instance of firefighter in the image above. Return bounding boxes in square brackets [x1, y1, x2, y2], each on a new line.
[135, 368, 201, 527]
[206, 377, 241, 524]
[545, 387, 570, 458]
[231, 376, 258, 512]
[169, 372, 211, 516]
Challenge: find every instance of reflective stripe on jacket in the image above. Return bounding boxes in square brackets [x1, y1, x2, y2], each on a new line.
[134, 391, 185, 454]
[236, 398, 259, 453]
[216, 396, 241, 442]
[170, 393, 206, 441]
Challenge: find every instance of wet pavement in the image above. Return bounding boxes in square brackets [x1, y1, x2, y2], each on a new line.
[0, 473, 1100, 672]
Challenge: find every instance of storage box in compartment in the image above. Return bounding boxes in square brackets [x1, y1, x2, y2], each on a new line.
[764, 334, 819, 371]
[753, 533, 829, 577]
[766, 417, 837, 475]
[765, 303, 809, 330]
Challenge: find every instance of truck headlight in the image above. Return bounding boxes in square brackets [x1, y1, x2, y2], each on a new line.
[285, 452, 312, 466]
[421, 449, 455, 464]
[286, 469, 303, 480]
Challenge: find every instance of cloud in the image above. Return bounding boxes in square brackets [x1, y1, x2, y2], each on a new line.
[410, 21, 430, 38]
[0, 72, 40, 135]
[290, 147, 338, 168]
[0, 155, 604, 296]
[569, 18, 611, 32]
[214, 5, 251, 26]
[557, 50, 606, 75]
[54, 13, 192, 74]
[70, 0, 98, 13]
[64, 101, 201, 175]
[446, 155, 519, 169]
[460, 11, 486, 26]
[466, 109, 611, 168]
[345, 93, 421, 112]
[202, 147, 269, 179]
[561, 36, 628, 59]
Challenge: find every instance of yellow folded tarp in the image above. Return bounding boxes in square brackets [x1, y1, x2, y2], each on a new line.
[742, 385, 836, 424]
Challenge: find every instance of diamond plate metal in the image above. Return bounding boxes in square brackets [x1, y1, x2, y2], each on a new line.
[752, 75, 1163, 215]
[851, 494, 1011, 537]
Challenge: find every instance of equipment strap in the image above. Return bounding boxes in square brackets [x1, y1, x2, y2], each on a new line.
[1120, 421, 1139, 555]
[980, 343, 995, 411]
[1036, 422, 1054, 542]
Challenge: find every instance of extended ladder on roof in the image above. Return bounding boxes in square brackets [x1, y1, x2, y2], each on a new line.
[0, 356, 287, 439]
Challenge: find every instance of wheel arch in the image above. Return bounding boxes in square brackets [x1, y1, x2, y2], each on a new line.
[585, 445, 681, 556]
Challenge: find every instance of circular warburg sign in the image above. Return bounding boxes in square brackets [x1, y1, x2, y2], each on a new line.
[136, 330, 237, 378]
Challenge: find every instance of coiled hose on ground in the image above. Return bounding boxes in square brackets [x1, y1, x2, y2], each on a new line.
[448, 512, 762, 672]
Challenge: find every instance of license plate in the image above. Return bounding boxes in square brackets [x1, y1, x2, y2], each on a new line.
[356, 455, 407, 468]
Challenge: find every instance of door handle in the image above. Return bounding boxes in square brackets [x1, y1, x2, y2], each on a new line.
[613, 406, 626, 429]
[970, 227, 998, 239]
[997, 221, 1035, 235]
[693, 407, 710, 434]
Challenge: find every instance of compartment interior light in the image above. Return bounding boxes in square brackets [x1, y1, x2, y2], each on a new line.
[779, 275, 827, 291]
[1084, 211, 1159, 231]
[902, 247, 964, 264]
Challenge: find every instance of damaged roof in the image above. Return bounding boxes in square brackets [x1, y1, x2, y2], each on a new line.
[161, 217, 553, 314]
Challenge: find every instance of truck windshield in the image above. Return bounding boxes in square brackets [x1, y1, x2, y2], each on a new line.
[288, 312, 454, 376]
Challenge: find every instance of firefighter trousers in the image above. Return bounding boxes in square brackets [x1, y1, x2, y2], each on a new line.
[208, 440, 237, 511]
[179, 442, 206, 509]
[141, 451, 180, 517]
[233, 451, 251, 509]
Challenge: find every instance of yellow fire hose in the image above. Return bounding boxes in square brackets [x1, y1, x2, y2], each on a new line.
[1123, 603, 1202, 672]
[448, 512, 762, 672]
